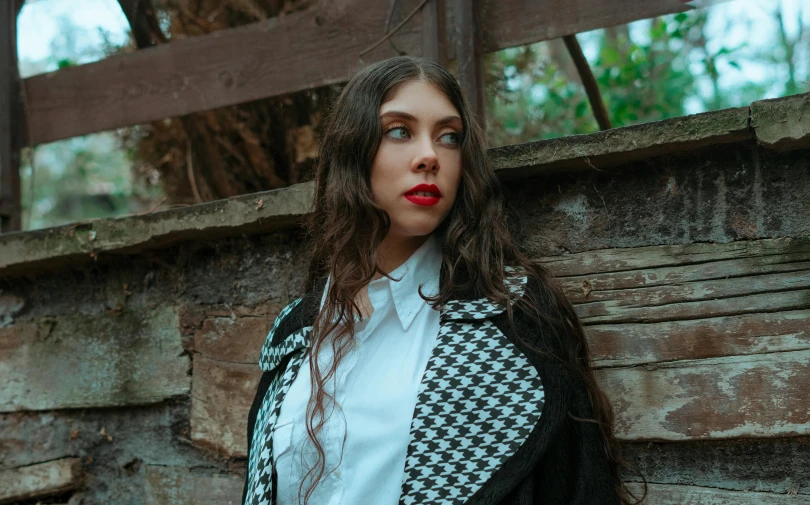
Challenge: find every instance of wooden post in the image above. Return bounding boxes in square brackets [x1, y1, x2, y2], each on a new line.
[453, 0, 485, 131]
[422, 0, 447, 66]
[0, 0, 23, 232]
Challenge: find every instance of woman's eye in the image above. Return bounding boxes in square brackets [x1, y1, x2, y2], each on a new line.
[439, 132, 460, 145]
[386, 126, 410, 140]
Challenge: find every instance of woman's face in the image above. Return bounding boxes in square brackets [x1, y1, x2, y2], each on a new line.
[370, 79, 463, 241]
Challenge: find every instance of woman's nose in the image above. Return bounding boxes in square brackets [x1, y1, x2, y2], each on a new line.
[412, 136, 438, 172]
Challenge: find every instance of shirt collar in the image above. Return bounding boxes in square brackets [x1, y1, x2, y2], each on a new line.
[319, 234, 442, 332]
[383, 233, 442, 331]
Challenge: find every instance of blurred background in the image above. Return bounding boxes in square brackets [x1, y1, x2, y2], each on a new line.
[15, 0, 809, 231]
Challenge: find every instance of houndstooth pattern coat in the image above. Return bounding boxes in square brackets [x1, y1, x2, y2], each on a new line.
[242, 267, 620, 505]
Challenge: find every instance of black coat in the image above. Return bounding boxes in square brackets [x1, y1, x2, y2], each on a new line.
[242, 267, 621, 505]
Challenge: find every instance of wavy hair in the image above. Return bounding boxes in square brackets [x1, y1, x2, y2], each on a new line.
[300, 55, 645, 505]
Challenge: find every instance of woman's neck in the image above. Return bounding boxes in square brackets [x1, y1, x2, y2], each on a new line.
[373, 233, 431, 280]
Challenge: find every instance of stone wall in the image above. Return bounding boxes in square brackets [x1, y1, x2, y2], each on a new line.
[1, 93, 809, 504]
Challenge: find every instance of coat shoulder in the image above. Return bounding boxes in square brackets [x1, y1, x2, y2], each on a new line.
[258, 297, 304, 371]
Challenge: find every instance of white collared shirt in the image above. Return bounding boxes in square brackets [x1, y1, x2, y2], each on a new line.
[273, 234, 443, 505]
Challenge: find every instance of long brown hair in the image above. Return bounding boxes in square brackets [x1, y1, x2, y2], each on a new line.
[300, 56, 645, 505]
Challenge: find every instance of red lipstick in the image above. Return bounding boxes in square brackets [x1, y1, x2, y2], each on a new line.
[404, 183, 442, 206]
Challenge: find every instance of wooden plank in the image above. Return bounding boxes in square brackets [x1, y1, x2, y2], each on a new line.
[538, 238, 810, 324]
[0, 180, 314, 277]
[577, 288, 810, 325]
[540, 237, 810, 278]
[144, 465, 243, 505]
[23, 0, 689, 145]
[538, 238, 810, 441]
[190, 355, 261, 457]
[421, 0, 445, 63]
[559, 256, 810, 299]
[598, 350, 810, 441]
[0, 0, 23, 231]
[0, 307, 190, 412]
[454, 0, 485, 126]
[625, 482, 810, 505]
[192, 303, 280, 363]
[588, 310, 810, 368]
[573, 268, 810, 310]
[469, 0, 687, 55]
[23, 0, 418, 146]
[0, 458, 82, 505]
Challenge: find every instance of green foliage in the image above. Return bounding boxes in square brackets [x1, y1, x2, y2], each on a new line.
[486, 5, 808, 147]
[18, 15, 163, 231]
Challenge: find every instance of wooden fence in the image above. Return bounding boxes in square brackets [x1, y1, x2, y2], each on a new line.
[0, 0, 693, 232]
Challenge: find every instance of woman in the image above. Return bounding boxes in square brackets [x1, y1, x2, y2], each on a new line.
[243, 56, 642, 505]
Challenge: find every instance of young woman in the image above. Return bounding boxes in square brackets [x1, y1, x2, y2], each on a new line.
[242, 56, 642, 505]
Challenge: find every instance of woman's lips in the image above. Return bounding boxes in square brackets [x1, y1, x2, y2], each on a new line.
[405, 193, 441, 206]
[405, 183, 441, 206]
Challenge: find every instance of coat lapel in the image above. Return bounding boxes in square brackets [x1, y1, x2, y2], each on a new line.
[398, 267, 545, 505]
[247, 267, 544, 505]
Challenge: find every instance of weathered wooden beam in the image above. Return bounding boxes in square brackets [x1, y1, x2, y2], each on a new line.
[0, 0, 23, 232]
[421, 0, 446, 65]
[598, 349, 810, 441]
[187, 302, 282, 456]
[144, 465, 243, 505]
[191, 356, 259, 457]
[0, 458, 82, 505]
[532, 237, 810, 441]
[539, 236, 810, 278]
[625, 483, 810, 505]
[0, 307, 190, 412]
[22, 0, 688, 145]
[453, 0, 485, 128]
[588, 310, 810, 368]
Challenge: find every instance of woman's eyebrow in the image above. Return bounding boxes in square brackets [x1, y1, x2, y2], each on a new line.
[379, 110, 462, 127]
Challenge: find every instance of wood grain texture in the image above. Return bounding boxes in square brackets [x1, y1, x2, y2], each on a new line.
[23, 0, 418, 145]
[626, 482, 810, 504]
[24, 0, 687, 144]
[190, 355, 261, 457]
[0, 307, 190, 412]
[598, 350, 810, 441]
[538, 237, 810, 441]
[0, 458, 82, 504]
[144, 465, 243, 505]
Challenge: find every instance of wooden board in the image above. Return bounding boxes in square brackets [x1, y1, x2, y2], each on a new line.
[190, 355, 261, 457]
[0, 458, 82, 505]
[23, 0, 687, 145]
[193, 303, 279, 363]
[537, 237, 810, 441]
[539, 238, 810, 366]
[598, 350, 810, 441]
[0, 307, 190, 412]
[144, 465, 243, 505]
[625, 483, 810, 505]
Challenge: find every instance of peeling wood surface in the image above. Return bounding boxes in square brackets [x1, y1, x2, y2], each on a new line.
[626, 483, 810, 504]
[539, 237, 810, 441]
[144, 465, 243, 505]
[190, 355, 261, 457]
[0, 307, 190, 412]
[193, 303, 279, 363]
[0, 458, 82, 504]
[0, 181, 314, 278]
[597, 350, 810, 441]
[542, 237, 810, 278]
